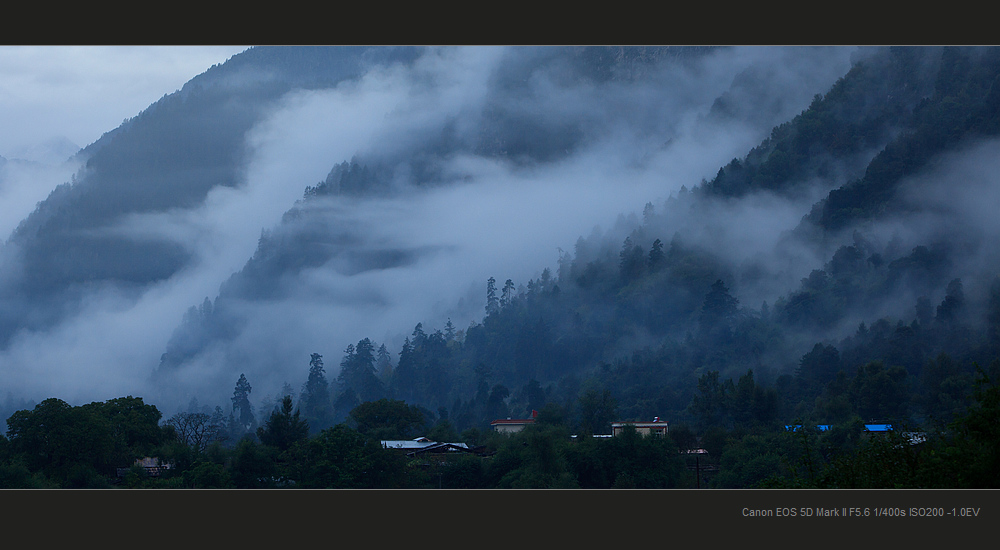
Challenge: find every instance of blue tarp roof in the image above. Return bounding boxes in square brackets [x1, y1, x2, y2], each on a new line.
[784, 424, 831, 432]
[864, 424, 893, 432]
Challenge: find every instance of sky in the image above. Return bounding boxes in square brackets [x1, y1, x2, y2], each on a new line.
[0, 46, 250, 160]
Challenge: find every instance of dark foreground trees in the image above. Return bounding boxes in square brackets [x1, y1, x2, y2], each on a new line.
[3, 396, 167, 488]
[2, 354, 998, 488]
[257, 395, 308, 452]
[0, 392, 692, 488]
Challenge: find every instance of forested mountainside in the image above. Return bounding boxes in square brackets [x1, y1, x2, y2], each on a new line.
[153, 46, 1000, 427]
[2, 46, 819, 395]
[146, 46, 856, 406]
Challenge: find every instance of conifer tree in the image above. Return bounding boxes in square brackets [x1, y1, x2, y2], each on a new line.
[338, 338, 383, 402]
[648, 238, 664, 270]
[486, 277, 499, 316]
[301, 353, 332, 433]
[501, 279, 515, 308]
[231, 373, 256, 436]
[376, 343, 393, 381]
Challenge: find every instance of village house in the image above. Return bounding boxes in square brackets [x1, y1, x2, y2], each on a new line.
[861, 423, 926, 445]
[381, 437, 481, 457]
[490, 410, 538, 434]
[611, 417, 669, 437]
[784, 423, 926, 445]
[784, 424, 832, 432]
[116, 456, 174, 478]
[864, 423, 893, 435]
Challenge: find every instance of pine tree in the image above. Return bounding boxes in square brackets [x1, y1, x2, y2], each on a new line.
[376, 343, 393, 381]
[256, 395, 308, 452]
[936, 278, 965, 324]
[301, 353, 332, 433]
[338, 338, 383, 402]
[486, 277, 499, 316]
[648, 238, 664, 270]
[501, 279, 515, 308]
[231, 373, 255, 436]
[411, 323, 427, 347]
[699, 279, 739, 342]
[393, 338, 417, 403]
[619, 236, 645, 282]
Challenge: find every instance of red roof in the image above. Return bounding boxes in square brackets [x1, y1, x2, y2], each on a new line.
[490, 418, 535, 425]
[611, 421, 668, 427]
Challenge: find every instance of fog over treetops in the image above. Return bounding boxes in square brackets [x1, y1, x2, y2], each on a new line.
[3, 46, 998, 423]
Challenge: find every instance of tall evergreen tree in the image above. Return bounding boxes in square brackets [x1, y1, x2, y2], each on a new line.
[501, 279, 515, 308]
[619, 236, 645, 282]
[231, 373, 255, 436]
[392, 338, 417, 403]
[256, 395, 308, 452]
[338, 338, 384, 402]
[699, 279, 739, 344]
[376, 343, 393, 381]
[936, 278, 965, 324]
[301, 353, 332, 433]
[486, 277, 499, 316]
[647, 238, 665, 270]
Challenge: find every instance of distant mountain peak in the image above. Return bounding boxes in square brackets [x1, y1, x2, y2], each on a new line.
[6, 136, 81, 165]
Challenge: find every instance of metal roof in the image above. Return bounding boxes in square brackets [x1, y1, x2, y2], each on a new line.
[611, 421, 668, 427]
[864, 424, 893, 432]
[382, 440, 437, 449]
[490, 418, 535, 425]
[784, 424, 831, 432]
[382, 439, 471, 450]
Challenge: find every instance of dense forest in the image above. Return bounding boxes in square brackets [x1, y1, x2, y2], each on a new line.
[3, 46, 1000, 488]
[0, 356, 997, 488]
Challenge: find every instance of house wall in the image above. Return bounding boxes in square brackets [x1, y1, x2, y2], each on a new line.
[612, 423, 668, 437]
[493, 423, 528, 434]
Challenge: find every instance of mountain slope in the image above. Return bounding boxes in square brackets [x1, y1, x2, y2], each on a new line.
[147, 47, 856, 407]
[0, 46, 422, 344]
[148, 46, 1000, 433]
